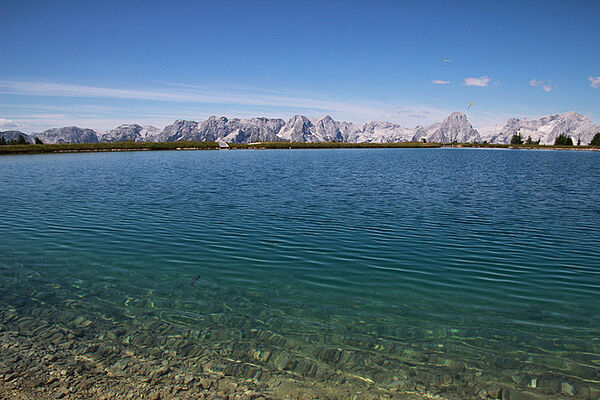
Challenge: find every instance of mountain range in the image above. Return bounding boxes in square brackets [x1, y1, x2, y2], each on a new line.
[2, 112, 599, 146]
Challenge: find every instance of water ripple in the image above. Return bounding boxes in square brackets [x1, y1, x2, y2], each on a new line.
[1, 149, 599, 395]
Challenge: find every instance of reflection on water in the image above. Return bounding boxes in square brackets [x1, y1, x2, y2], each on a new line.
[1, 148, 599, 399]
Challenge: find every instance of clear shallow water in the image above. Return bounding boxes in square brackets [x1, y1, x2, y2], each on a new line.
[1, 148, 599, 398]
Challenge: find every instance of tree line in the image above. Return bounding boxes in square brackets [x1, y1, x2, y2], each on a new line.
[3, 132, 600, 147]
[511, 132, 600, 146]
[0, 134, 43, 145]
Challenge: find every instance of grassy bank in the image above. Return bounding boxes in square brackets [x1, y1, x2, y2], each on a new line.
[1, 140, 598, 155]
[0, 140, 441, 154]
[449, 143, 600, 150]
[0, 141, 220, 155]
[231, 141, 442, 149]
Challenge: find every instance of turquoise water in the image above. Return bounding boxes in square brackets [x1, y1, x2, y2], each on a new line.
[1, 148, 599, 398]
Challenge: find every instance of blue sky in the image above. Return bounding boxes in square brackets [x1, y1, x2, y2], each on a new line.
[1, 0, 599, 132]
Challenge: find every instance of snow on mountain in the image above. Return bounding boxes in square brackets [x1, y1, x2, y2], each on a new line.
[139, 126, 161, 142]
[277, 115, 317, 142]
[478, 112, 599, 145]
[158, 116, 284, 143]
[311, 115, 346, 142]
[36, 126, 99, 144]
[277, 115, 353, 142]
[223, 117, 285, 143]
[17, 111, 597, 145]
[353, 121, 414, 143]
[156, 120, 200, 142]
[476, 123, 504, 141]
[421, 112, 480, 143]
[335, 112, 479, 144]
[101, 124, 161, 142]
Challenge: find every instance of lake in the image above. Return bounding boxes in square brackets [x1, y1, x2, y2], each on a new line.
[1, 148, 599, 399]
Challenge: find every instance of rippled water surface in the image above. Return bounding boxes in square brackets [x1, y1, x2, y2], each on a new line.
[1, 148, 599, 398]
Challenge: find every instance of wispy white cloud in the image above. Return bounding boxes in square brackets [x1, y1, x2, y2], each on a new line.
[0, 79, 386, 120]
[0, 79, 461, 131]
[529, 79, 542, 87]
[0, 118, 24, 130]
[590, 76, 600, 88]
[530, 78, 557, 92]
[464, 76, 490, 87]
[431, 80, 449, 85]
[541, 84, 556, 92]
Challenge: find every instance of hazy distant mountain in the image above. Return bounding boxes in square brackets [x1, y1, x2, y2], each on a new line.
[16, 111, 598, 145]
[101, 124, 160, 142]
[353, 121, 413, 143]
[478, 112, 599, 145]
[36, 126, 99, 144]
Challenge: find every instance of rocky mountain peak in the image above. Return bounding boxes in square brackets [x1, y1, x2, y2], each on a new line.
[447, 111, 467, 120]
[15, 111, 597, 146]
[101, 124, 160, 142]
[427, 112, 480, 143]
[479, 111, 599, 145]
[36, 126, 99, 144]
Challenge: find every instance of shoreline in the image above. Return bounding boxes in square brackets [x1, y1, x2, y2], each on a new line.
[1, 141, 599, 155]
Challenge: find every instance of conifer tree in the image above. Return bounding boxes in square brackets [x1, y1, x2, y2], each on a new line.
[554, 134, 573, 146]
[510, 133, 523, 145]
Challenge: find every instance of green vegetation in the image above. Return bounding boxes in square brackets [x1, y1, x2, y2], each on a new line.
[591, 132, 600, 146]
[524, 136, 540, 145]
[510, 133, 523, 145]
[0, 136, 27, 145]
[34, 137, 44, 144]
[0, 141, 220, 155]
[0, 140, 439, 156]
[456, 142, 599, 150]
[554, 134, 573, 146]
[229, 141, 442, 149]
[1, 139, 598, 155]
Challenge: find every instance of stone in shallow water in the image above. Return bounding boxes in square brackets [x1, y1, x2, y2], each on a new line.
[273, 354, 295, 370]
[560, 382, 573, 396]
[112, 359, 128, 371]
[17, 318, 37, 331]
[183, 374, 194, 385]
[317, 347, 343, 363]
[528, 377, 537, 388]
[178, 343, 203, 357]
[400, 348, 426, 363]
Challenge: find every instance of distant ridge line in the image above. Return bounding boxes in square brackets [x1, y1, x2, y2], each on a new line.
[2, 111, 599, 146]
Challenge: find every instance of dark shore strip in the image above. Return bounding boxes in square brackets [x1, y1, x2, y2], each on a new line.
[0, 141, 221, 155]
[0, 141, 440, 155]
[449, 143, 600, 151]
[1, 141, 599, 155]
